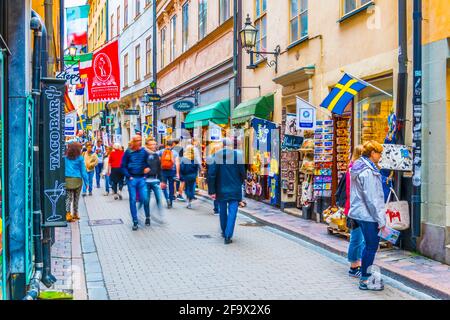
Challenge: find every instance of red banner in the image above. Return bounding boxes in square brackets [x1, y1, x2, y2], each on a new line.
[87, 40, 120, 102]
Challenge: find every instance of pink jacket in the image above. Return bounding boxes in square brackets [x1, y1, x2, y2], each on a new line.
[344, 161, 354, 216]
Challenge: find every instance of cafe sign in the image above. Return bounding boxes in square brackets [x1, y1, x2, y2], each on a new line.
[173, 100, 194, 112]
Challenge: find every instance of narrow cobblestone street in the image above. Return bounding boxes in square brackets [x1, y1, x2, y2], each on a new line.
[75, 185, 429, 300]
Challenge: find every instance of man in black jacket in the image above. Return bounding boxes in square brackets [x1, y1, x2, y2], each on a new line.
[208, 138, 246, 244]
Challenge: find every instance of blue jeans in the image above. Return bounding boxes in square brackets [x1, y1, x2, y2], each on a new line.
[347, 226, 365, 263]
[184, 180, 196, 200]
[161, 170, 176, 202]
[95, 163, 104, 188]
[219, 200, 239, 239]
[82, 171, 95, 193]
[128, 177, 149, 223]
[357, 220, 381, 280]
[146, 180, 163, 210]
[105, 175, 110, 193]
[213, 200, 220, 213]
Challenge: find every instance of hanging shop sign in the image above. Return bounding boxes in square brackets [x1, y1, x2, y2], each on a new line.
[157, 122, 167, 135]
[297, 97, 316, 130]
[124, 109, 140, 115]
[281, 135, 303, 151]
[41, 78, 67, 227]
[56, 61, 81, 85]
[208, 121, 222, 141]
[173, 100, 195, 112]
[65, 111, 77, 137]
[87, 39, 121, 102]
[146, 93, 161, 103]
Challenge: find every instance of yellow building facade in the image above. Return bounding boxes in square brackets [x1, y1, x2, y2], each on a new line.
[238, 0, 450, 263]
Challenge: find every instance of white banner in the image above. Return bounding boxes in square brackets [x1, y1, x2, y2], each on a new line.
[65, 111, 77, 137]
[297, 96, 316, 131]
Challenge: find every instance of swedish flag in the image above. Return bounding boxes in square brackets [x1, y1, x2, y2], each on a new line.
[77, 114, 86, 131]
[143, 123, 153, 136]
[320, 74, 367, 115]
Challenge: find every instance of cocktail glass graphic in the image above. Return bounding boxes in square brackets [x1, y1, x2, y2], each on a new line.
[44, 180, 66, 222]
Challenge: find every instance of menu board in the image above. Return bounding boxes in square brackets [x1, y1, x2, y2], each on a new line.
[314, 120, 334, 198]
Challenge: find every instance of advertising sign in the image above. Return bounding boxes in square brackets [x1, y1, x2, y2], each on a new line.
[124, 109, 140, 115]
[65, 111, 77, 137]
[297, 97, 316, 130]
[41, 78, 67, 227]
[173, 100, 194, 112]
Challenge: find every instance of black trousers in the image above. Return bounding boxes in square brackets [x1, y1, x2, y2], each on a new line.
[110, 168, 124, 193]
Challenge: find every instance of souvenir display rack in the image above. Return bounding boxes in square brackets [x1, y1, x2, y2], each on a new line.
[334, 115, 352, 194]
[313, 120, 334, 198]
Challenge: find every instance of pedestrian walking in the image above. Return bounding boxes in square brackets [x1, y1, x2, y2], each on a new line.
[208, 138, 246, 244]
[180, 145, 200, 209]
[348, 140, 386, 291]
[65, 142, 88, 222]
[171, 139, 186, 202]
[158, 139, 180, 208]
[121, 135, 151, 230]
[93, 138, 106, 188]
[82, 142, 98, 196]
[144, 138, 164, 215]
[206, 141, 223, 214]
[336, 145, 365, 278]
[109, 143, 125, 200]
[101, 146, 113, 196]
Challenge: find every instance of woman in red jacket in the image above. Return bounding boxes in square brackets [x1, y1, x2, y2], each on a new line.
[345, 145, 364, 277]
[109, 143, 125, 200]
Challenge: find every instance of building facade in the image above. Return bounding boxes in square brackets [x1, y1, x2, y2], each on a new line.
[108, 0, 154, 147]
[237, 0, 450, 263]
[87, 0, 109, 141]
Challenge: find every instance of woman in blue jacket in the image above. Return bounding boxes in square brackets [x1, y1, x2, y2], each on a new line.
[65, 142, 89, 222]
[180, 145, 200, 209]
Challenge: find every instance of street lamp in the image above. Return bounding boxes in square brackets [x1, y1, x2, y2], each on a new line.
[68, 42, 77, 58]
[239, 14, 281, 73]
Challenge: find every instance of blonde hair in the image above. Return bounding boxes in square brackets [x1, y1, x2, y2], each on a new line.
[184, 145, 195, 161]
[352, 145, 364, 161]
[362, 140, 383, 158]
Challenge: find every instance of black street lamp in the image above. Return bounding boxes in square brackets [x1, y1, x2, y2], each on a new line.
[239, 14, 281, 73]
[68, 41, 77, 58]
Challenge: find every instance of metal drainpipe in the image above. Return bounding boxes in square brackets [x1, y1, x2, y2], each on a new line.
[24, 12, 45, 300]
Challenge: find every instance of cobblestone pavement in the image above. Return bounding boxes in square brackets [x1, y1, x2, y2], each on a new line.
[82, 186, 426, 300]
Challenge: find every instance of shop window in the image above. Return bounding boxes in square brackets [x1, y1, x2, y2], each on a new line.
[354, 77, 394, 145]
[290, 0, 308, 44]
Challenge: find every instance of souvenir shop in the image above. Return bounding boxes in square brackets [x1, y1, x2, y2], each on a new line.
[182, 99, 230, 191]
[280, 75, 405, 228]
[231, 94, 279, 206]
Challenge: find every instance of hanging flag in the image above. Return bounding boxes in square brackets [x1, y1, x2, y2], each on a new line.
[66, 5, 89, 46]
[320, 73, 367, 115]
[143, 123, 153, 136]
[78, 53, 93, 79]
[64, 86, 76, 113]
[87, 40, 121, 103]
[75, 82, 85, 95]
[77, 114, 86, 131]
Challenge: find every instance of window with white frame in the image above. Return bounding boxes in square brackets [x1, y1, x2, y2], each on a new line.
[124, 0, 129, 27]
[219, 0, 230, 24]
[290, 0, 308, 43]
[198, 0, 207, 40]
[124, 53, 129, 87]
[182, 2, 189, 52]
[170, 15, 177, 61]
[161, 27, 166, 68]
[146, 36, 151, 76]
[135, 0, 140, 17]
[135, 45, 141, 81]
[341, 0, 373, 16]
[255, 0, 267, 53]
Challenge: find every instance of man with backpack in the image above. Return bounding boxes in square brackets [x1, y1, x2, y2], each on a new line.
[158, 139, 180, 208]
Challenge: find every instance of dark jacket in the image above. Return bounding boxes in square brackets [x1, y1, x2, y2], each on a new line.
[207, 148, 246, 201]
[121, 148, 150, 178]
[146, 151, 162, 180]
[180, 157, 200, 182]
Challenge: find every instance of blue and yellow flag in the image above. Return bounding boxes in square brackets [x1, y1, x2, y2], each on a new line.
[77, 114, 86, 131]
[320, 74, 367, 115]
[143, 123, 153, 136]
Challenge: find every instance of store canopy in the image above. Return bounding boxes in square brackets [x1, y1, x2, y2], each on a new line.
[184, 99, 230, 128]
[231, 94, 274, 125]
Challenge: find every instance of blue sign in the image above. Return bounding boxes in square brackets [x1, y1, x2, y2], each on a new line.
[173, 100, 195, 112]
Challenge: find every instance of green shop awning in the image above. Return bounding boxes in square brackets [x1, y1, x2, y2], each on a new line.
[184, 99, 230, 129]
[231, 94, 274, 125]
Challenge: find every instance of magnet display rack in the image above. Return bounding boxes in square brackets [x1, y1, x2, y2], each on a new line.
[313, 120, 334, 198]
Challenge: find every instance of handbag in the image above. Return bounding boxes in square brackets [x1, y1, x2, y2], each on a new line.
[65, 177, 82, 190]
[385, 188, 410, 230]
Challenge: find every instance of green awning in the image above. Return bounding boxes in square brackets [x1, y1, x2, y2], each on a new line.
[184, 99, 230, 128]
[231, 94, 274, 125]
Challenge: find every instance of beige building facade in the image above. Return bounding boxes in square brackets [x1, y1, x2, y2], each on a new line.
[238, 0, 450, 263]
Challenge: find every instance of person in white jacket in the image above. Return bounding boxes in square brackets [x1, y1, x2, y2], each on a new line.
[348, 140, 386, 291]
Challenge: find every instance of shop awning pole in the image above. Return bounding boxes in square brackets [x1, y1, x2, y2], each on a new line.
[341, 70, 393, 98]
